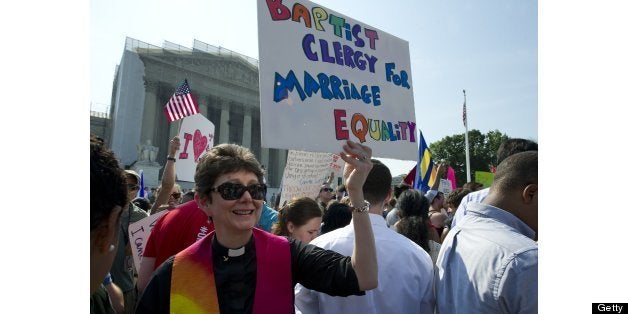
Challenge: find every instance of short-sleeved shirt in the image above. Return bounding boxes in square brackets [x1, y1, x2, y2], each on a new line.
[143, 200, 214, 270]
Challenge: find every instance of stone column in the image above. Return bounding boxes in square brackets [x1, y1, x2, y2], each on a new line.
[199, 94, 209, 117]
[242, 107, 252, 149]
[219, 98, 230, 144]
[261, 148, 269, 171]
[277, 149, 287, 185]
[141, 79, 159, 143]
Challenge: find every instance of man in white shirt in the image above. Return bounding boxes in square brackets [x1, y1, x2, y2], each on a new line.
[295, 159, 434, 314]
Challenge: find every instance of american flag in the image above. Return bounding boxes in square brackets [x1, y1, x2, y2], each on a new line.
[164, 79, 199, 122]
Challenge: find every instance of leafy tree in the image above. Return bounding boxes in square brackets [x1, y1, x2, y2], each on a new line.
[429, 129, 508, 188]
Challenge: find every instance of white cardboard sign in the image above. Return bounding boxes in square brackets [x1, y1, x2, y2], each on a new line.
[279, 150, 344, 206]
[257, 0, 418, 160]
[176, 114, 215, 182]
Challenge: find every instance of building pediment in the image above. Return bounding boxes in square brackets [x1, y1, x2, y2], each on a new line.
[140, 52, 259, 89]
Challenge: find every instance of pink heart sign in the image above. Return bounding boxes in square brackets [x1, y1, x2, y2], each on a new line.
[193, 129, 208, 162]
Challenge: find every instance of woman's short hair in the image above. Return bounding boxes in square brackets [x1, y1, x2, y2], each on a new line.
[194, 144, 264, 203]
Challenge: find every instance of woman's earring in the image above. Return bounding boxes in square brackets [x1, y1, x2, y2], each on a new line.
[108, 244, 116, 252]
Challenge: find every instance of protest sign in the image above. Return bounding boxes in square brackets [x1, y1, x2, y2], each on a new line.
[475, 171, 494, 188]
[257, 0, 417, 160]
[438, 178, 453, 199]
[176, 114, 215, 182]
[279, 150, 344, 206]
[128, 210, 166, 273]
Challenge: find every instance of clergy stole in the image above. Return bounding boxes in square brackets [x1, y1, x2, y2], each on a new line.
[170, 228, 293, 313]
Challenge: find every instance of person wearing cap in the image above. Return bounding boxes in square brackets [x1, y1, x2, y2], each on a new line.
[316, 183, 334, 211]
[109, 169, 148, 313]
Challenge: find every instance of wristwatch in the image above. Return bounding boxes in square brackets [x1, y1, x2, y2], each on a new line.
[351, 200, 370, 213]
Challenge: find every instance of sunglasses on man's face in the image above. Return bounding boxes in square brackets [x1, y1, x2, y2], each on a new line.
[321, 188, 333, 193]
[210, 182, 267, 200]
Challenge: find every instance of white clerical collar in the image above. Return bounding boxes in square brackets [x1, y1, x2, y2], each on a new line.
[228, 246, 245, 257]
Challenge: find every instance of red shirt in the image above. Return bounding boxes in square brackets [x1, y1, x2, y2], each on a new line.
[143, 200, 214, 270]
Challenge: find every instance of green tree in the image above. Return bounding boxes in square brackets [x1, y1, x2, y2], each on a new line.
[429, 129, 508, 188]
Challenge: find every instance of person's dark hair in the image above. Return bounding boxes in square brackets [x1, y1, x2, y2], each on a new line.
[396, 189, 429, 219]
[91, 134, 127, 231]
[395, 216, 430, 253]
[496, 138, 538, 165]
[492, 151, 538, 194]
[462, 181, 483, 192]
[363, 159, 392, 205]
[387, 198, 397, 210]
[321, 201, 352, 234]
[393, 183, 411, 199]
[132, 197, 151, 212]
[337, 184, 346, 193]
[272, 197, 322, 236]
[195, 143, 265, 203]
[445, 188, 471, 209]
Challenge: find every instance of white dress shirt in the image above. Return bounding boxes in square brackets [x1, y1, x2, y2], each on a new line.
[295, 213, 434, 314]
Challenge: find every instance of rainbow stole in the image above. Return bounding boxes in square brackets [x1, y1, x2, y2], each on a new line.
[170, 228, 293, 313]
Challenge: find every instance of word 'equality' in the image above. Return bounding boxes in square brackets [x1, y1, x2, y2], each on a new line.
[265, 0, 379, 50]
[334, 109, 416, 143]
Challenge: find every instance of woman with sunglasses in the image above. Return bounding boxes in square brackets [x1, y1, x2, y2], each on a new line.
[137, 141, 378, 314]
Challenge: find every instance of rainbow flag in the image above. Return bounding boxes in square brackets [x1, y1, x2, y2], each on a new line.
[413, 131, 436, 193]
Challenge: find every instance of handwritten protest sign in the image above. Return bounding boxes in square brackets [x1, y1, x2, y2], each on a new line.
[438, 178, 453, 199]
[279, 150, 344, 206]
[257, 0, 417, 160]
[177, 114, 215, 182]
[128, 210, 166, 273]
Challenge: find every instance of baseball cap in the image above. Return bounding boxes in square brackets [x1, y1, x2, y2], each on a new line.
[425, 190, 439, 204]
[124, 170, 140, 183]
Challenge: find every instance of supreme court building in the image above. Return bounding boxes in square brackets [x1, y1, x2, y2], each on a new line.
[106, 37, 287, 189]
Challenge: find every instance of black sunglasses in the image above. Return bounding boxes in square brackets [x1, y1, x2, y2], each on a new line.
[321, 188, 333, 192]
[171, 192, 181, 199]
[209, 182, 267, 200]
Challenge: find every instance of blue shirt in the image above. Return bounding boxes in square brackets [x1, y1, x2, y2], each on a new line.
[435, 202, 537, 314]
[450, 187, 490, 228]
[256, 202, 278, 232]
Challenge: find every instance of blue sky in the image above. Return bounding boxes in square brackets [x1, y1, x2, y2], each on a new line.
[91, 0, 537, 175]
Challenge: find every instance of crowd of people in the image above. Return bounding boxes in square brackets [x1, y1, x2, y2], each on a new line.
[91, 134, 538, 314]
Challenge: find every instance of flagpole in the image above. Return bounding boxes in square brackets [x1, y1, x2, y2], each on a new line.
[463, 90, 471, 183]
